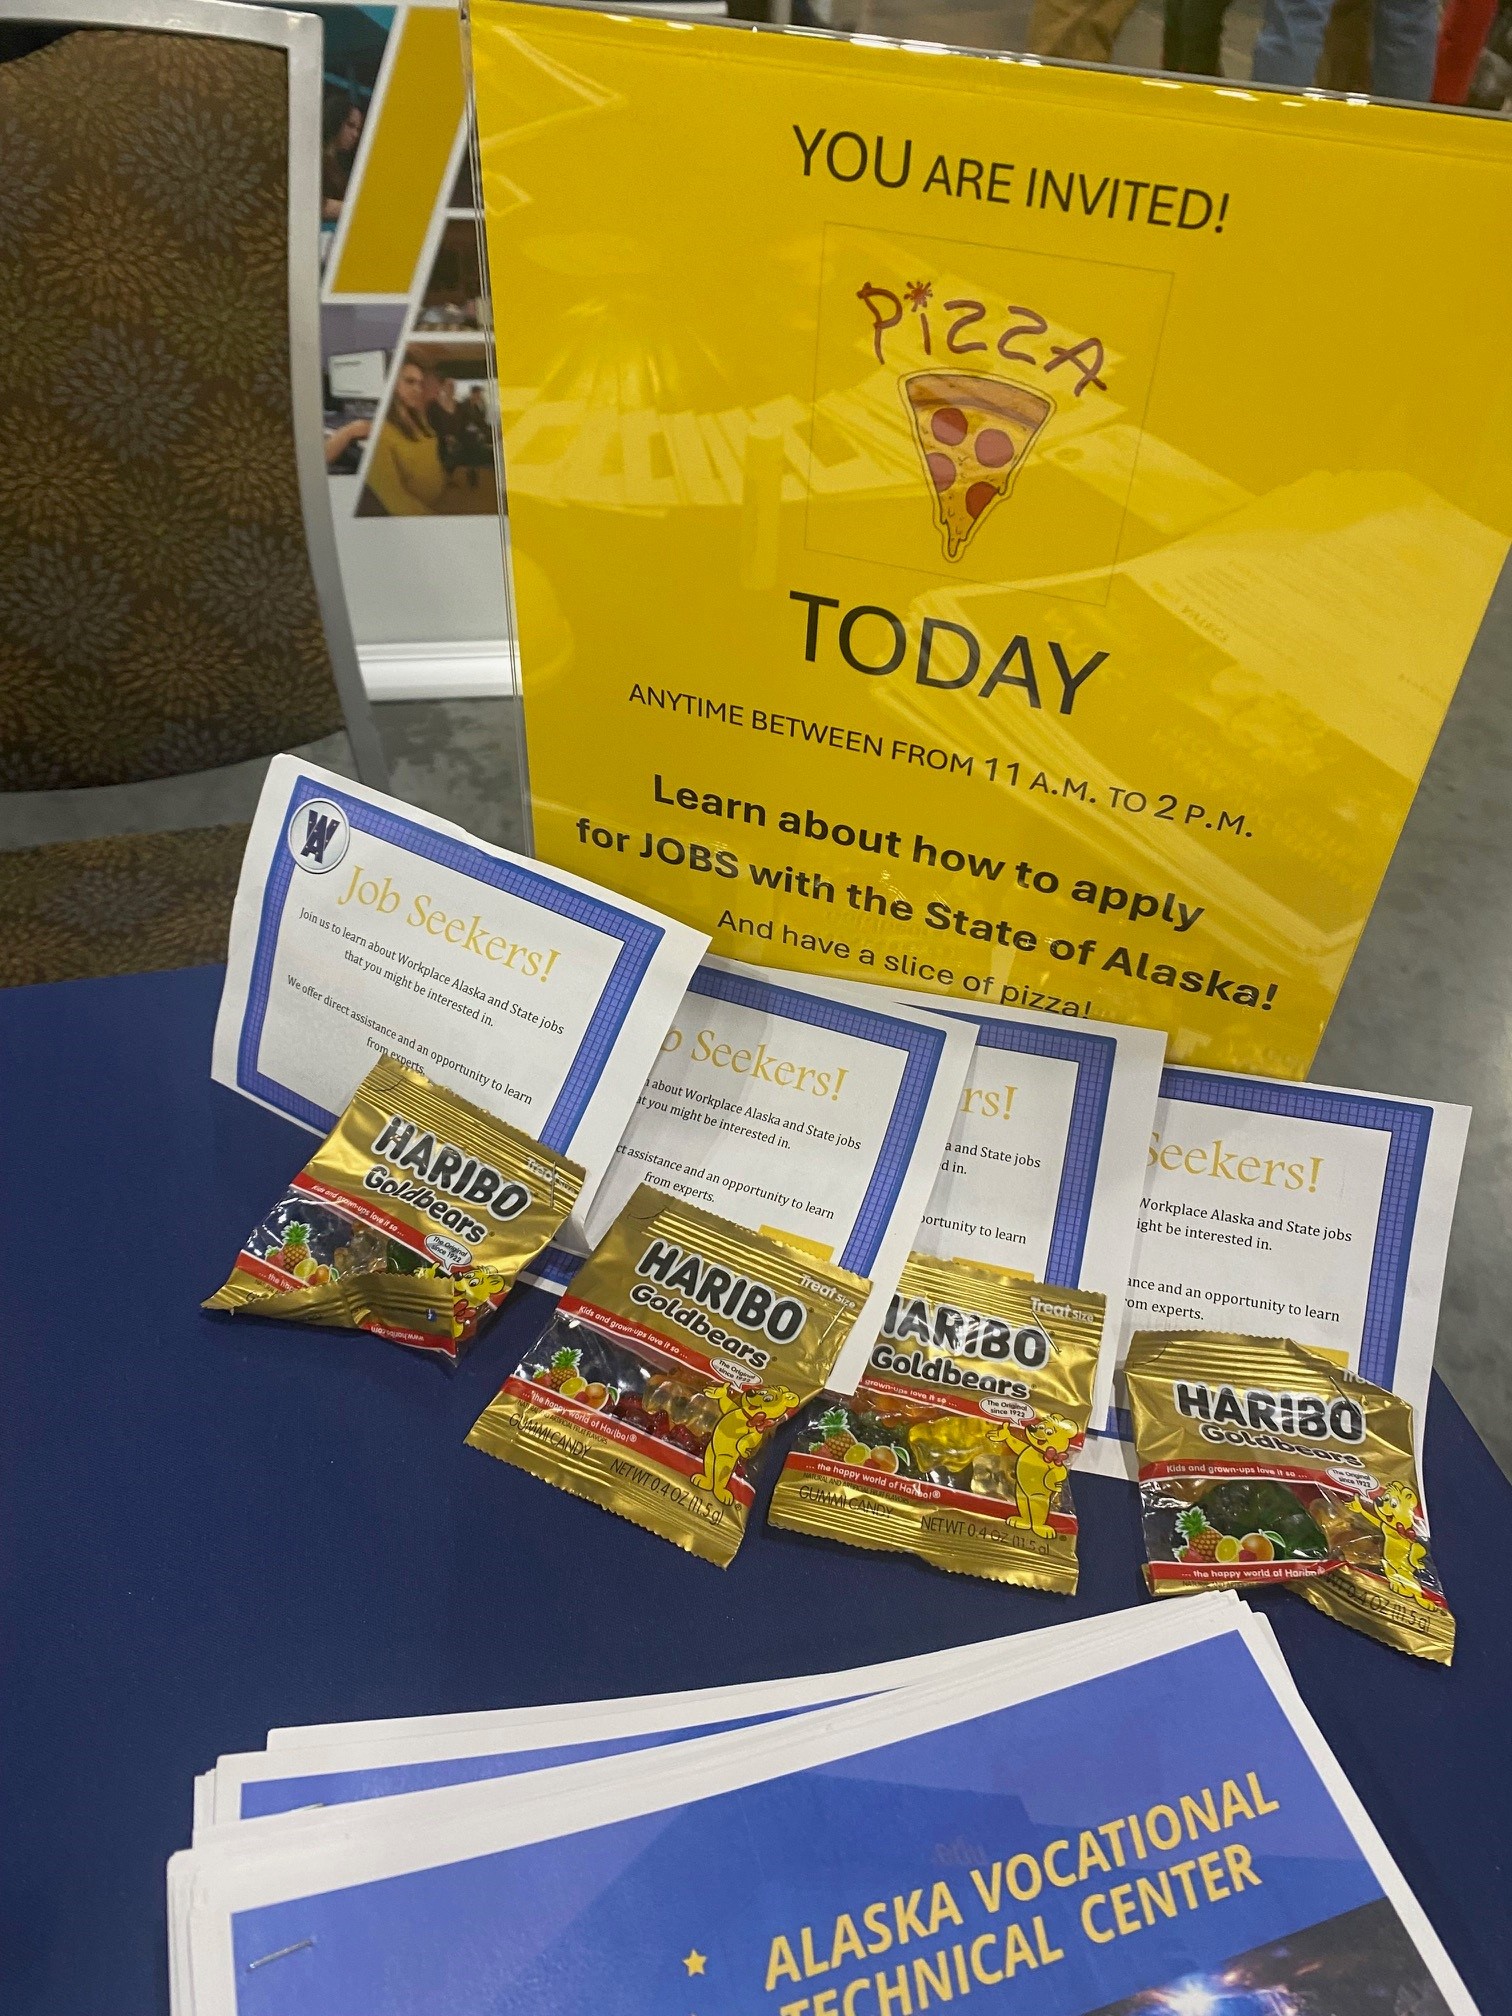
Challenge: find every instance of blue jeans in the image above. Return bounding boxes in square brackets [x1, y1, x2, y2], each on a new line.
[1252, 0, 1440, 97]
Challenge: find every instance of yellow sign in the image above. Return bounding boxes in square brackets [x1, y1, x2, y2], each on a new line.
[470, 1, 1512, 1074]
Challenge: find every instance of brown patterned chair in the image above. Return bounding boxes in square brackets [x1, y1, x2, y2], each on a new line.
[0, 0, 388, 987]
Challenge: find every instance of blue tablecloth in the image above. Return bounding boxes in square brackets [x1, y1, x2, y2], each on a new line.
[2, 964, 1508, 2015]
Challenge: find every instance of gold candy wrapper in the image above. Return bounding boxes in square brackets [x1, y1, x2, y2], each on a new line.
[768, 1254, 1104, 1594]
[205, 1055, 584, 1363]
[1125, 1331, 1454, 1664]
[466, 1185, 869, 1566]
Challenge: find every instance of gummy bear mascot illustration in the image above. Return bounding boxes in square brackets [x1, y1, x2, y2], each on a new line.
[1354, 1481, 1435, 1608]
[995, 1414, 1074, 1537]
[692, 1381, 802, 1505]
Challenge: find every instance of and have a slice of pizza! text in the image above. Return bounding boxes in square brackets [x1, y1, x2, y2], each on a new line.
[903, 371, 1053, 561]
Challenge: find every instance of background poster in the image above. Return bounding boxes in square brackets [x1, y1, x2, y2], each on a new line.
[302, 0, 510, 656]
[471, 2, 1512, 1074]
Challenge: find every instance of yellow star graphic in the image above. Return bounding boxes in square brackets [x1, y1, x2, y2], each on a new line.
[683, 1949, 707, 1977]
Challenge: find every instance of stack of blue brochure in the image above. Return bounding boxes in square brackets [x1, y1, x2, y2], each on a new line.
[170, 1593, 1476, 2015]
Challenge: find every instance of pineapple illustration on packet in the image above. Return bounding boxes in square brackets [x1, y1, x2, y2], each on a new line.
[1176, 1504, 1222, 1564]
[277, 1221, 313, 1279]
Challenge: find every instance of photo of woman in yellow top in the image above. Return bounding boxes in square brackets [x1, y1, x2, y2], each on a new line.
[360, 358, 449, 517]
[359, 349, 500, 517]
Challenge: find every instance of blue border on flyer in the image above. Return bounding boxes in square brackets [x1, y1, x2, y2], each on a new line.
[1100, 1067, 1435, 1441]
[935, 1007, 1115, 1287]
[528, 1244, 585, 1291]
[684, 965, 948, 1277]
[1160, 1068, 1433, 1390]
[237, 774, 666, 1153]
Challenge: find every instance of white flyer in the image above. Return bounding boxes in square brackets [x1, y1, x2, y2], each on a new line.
[207, 1604, 1236, 1829]
[526, 956, 974, 1391]
[212, 756, 708, 1241]
[1082, 1064, 1470, 1478]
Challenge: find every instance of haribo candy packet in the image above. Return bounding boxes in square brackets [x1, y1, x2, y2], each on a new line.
[1125, 1331, 1454, 1662]
[466, 1185, 869, 1566]
[205, 1054, 583, 1362]
[767, 1253, 1104, 1592]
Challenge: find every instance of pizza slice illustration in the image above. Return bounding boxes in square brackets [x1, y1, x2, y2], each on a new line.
[902, 371, 1054, 562]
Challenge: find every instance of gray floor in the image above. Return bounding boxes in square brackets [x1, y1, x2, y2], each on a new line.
[377, 700, 530, 854]
[1312, 565, 1512, 1480]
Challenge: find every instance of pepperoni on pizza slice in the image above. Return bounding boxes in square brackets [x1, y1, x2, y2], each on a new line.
[902, 372, 1053, 561]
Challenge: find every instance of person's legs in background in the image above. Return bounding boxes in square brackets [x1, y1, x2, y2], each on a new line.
[1164, 0, 1233, 72]
[1316, 0, 1373, 85]
[1028, 0, 1141, 62]
[1252, 0, 1333, 80]
[1370, 0, 1442, 94]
